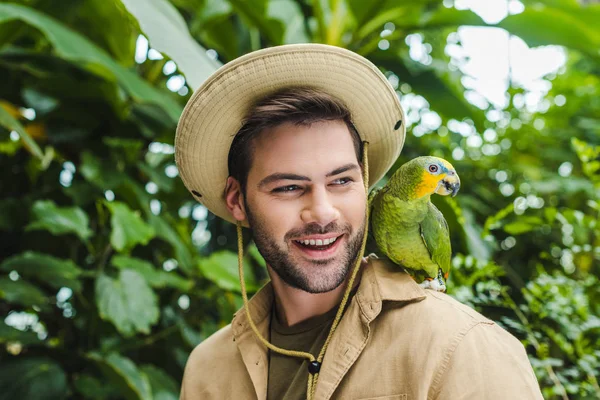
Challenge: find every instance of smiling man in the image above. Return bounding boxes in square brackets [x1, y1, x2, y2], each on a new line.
[176, 44, 543, 400]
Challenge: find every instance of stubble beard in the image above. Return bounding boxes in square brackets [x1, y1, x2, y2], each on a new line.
[245, 206, 365, 294]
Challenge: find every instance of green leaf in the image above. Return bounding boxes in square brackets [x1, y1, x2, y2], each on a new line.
[503, 216, 544, 235]
[0, 321, 41, 345]
[106, 201, 155, 252]
[267, 0, 309, 44]
[227, 0, 285, 45]
[148, 215, 194, 274]
[0, 102, 44, 160]
[73, 373, 119, 400]
[103, 137, 144, 164]
[90, 352, 152, 400]
[0, 278, 46, 307]
[80, 151, 127, 190]
[0, 357, 67, 400]
[544, 207, 558, 224]
[111, 255, 193, 291]
[198, 251, 258, 293]
[26, 200, 92, 241]
[418, 7, 486, 29]
[95, 269, 159, 336]
[348, 0, 391, 28]
[75, 0, 137, 66]
[247, 242, 266, 269]
[503, 221, 535, 235]
[140, 364, 179, 400]
[1, 252, 82, 291]
[119, 0, 221, 90]
[497, 6, 600, 60]
[572, 137, 600, 182]
[0, 3, 182, 122]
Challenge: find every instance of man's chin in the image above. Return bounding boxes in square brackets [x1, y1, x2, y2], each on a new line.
[279, 260, 350, 293]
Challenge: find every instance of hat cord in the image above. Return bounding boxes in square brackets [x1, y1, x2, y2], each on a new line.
[236, 141, 370, 400]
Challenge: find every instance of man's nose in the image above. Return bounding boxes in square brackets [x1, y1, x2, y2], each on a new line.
[300, 187, 339, 226]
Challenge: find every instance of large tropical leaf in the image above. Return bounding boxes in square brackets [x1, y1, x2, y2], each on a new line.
[0, 3, 182, 122]
[119, 0, 221, 90]
[497, 5, 600, 60]
[95, 269, 159, 336]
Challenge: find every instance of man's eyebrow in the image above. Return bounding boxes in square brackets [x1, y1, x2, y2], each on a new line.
[326, 163, 360, 177]
[257, 164, 360, 189]
[258, 173, 310, 189]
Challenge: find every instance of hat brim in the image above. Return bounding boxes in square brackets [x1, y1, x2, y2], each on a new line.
[175, 44, 406, 224]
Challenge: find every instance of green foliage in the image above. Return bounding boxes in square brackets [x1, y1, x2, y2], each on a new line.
[0, 0, 598, 399]
[26, 200, 93, 240]
[95, 270, 160, 336]
[0, 357, 68, 400]
[106, 201, 155, 251]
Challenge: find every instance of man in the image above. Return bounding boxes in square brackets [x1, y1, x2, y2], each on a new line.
[176, 44, 543, 400]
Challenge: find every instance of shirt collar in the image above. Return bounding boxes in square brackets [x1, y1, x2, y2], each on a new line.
[232, 256, 427, 334]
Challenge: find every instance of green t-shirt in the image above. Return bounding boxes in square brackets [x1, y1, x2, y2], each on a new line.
[267, 306, 338, 400]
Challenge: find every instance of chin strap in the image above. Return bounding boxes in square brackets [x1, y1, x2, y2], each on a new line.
[236, 141, 370, 400]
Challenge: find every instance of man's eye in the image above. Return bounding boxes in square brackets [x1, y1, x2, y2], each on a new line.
[332, 177, 353, 185]
[272, 185, 300, 193]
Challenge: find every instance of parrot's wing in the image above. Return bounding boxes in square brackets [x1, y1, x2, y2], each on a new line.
[419, 202, 451, 275]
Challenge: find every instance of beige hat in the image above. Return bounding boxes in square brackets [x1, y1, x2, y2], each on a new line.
[175, 43, 406, 224]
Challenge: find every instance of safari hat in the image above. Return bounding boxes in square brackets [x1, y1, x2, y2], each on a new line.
[175, 43, 406, 223]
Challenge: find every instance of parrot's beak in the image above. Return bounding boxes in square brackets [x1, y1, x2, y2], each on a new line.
[436, 172, 461, 197]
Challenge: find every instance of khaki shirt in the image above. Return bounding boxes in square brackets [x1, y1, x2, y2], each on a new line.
[180, 258, 543, 400]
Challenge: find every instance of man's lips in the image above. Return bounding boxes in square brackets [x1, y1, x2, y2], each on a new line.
[291, 234, 344, 259]
[292, 234, 342, 246]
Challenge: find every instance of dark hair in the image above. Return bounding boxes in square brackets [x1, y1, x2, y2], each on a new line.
[227, 87, 363, 194]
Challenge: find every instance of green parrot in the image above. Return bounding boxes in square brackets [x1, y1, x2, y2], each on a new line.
[368, 156, 460, 292]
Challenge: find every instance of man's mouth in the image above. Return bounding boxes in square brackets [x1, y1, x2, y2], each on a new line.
[292, 235, 343, 257]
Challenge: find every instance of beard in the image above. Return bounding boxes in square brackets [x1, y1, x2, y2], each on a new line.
[245, 205, 365, 294]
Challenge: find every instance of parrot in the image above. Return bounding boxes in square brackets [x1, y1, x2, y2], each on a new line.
[368, 156, 460, 292]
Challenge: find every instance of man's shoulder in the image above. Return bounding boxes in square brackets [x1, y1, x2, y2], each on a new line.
[367, 258, 501, 337]
[421, 290, 494, 325]
[378, 287, 523, 353]
[186, 323, 238, 366]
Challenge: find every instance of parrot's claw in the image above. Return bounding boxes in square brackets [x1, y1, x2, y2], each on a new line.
[419, 277, 446, 292]
[430, 279, 446, 292]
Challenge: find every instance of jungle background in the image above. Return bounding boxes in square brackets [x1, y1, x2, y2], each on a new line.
[0, 0, 599, 399]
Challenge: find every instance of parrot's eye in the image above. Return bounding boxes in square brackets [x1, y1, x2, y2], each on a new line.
[428, 164, 439, 173]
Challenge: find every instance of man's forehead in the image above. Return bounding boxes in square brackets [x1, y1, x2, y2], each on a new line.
[250, 120, 359, 174]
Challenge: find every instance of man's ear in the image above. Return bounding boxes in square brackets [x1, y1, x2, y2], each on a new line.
[224, 177, 247, 222]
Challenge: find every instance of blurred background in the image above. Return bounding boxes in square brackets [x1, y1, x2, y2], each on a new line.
[0, 0, 599, 399]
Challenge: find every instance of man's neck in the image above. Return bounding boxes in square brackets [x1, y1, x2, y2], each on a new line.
[267, 263, 363, 328]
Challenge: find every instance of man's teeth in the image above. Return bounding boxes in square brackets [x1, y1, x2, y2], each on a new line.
[297, 237, 339, 246]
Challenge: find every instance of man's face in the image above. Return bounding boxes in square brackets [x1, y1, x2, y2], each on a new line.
[243, 120, 366, 293]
